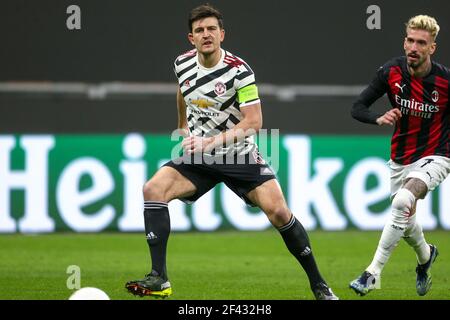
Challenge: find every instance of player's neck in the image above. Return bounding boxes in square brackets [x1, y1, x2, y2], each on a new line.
[198, 49, 222, 68]
[407, 59, 432, 78]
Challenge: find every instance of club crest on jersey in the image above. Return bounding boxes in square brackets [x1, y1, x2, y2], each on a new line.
[214, 81, 226, 96]
[431, 90, 439, 103]
[183, 79, 191, 88]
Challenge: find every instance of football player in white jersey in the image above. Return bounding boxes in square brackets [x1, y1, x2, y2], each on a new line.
[125, 3, 337, 300]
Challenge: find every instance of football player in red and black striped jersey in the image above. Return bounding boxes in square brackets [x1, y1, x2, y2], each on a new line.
[350, 15, 449, 297]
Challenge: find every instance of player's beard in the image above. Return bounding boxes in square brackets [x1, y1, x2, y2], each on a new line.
[407, 54, 425, 69]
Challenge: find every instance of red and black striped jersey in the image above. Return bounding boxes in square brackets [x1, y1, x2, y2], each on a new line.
[352, 56, 449, 164]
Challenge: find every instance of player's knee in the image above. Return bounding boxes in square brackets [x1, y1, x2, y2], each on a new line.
[391, 188, 416, 227]
[143, 180, 167, 202]
[266, 206, 291, 227]
[392, 188, 415, 211]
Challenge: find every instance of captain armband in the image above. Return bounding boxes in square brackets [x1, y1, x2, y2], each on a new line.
[237, 84, 259, 104]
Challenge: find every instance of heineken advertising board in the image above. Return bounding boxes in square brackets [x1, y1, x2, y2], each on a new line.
[0, 134, 448, 233]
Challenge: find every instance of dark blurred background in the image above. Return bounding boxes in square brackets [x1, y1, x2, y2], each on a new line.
[1, 0, 449, 134]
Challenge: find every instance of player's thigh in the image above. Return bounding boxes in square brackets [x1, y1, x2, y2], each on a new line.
[389, 156, 449, 198]
[144, 166, 196, 202]
[246, 179, 291, 223]
[403, 156, 450, 198]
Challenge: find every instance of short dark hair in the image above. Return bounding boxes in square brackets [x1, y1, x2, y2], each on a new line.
[188, 3, 224, 32]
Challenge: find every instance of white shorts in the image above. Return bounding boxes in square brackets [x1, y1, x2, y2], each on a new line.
[388, 155, 450, 198]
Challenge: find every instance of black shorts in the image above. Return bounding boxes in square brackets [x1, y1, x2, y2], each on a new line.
[163, 152, 276, 207]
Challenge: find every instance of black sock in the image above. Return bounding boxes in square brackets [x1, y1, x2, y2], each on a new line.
[143, 201, 171, 280]
[278, 215, 324, 288]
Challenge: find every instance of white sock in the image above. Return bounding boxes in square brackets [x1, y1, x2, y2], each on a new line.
[366, 189, 416, 275]
[403, 214, 430, 265]
[366, 223, 404, 275]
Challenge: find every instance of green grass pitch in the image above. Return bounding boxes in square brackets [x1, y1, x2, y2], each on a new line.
[0, 230, 448, 300]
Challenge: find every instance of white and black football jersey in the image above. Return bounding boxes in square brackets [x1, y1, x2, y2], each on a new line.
[174, 48, 261, 156]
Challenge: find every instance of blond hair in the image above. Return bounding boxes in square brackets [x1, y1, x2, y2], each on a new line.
[406, 15, 440, 41]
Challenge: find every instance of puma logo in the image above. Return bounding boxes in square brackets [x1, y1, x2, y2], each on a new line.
[395, 83, 406, 93]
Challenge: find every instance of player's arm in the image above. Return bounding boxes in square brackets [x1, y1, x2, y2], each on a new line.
[212, 100, 262, 147]
[375, 107, 402, 126]
[183, 84, 262, 154]
[176, 88, 189, 137]
[210, 83, 262, 147]
[351, 67, 401, 126]
[182, 102, 261, 154]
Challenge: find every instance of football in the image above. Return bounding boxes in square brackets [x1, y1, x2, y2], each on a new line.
[69, 287, 110, 300]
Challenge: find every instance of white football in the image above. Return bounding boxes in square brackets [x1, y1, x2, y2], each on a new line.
[69, 287, 110, 300]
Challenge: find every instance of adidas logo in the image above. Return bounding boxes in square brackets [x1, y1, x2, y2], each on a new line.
[300, 246, 311, 256]
[146, 232, 158, 240]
